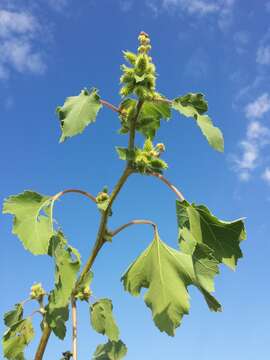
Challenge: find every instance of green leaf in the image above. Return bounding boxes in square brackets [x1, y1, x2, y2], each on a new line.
[90, 299, 119, 341]
[115, 147, 135, 161]
[74, 271, 93, 301]
[48, 232, 81, 307]
[93, 340, 127, 360]
[4, 304, 23, 327]
[172, 93, 224, 152]
[57, 88, 102, 143]
[176, 200, 246, 270]
[173, 93, 208, 116]
[122, 231, 221, 336]
[45, 305, 69, 340]
[46, 232, 81, 339]
[3, 191, 53, 255]
[3, 319, 34, 359]
[137, 100, 171, 139]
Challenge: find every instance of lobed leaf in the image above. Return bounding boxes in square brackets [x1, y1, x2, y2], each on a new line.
[4, 304, 23, 328]
[176, 200, 246, 270]
[93, 340, 127, 360]
[46, 232, 81, 339]
[3, 319, 34, 359]
[122, 231, 221, 336]
[57, 88, 102, 142]
[172, 93, 224, 152]
[137, 100, 171, 139]
[3, 191, 53, 255]
[90, 299, 119, 341]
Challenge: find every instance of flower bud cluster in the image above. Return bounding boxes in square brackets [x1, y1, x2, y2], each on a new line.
[30, 283, 46, 301]
[134, 139, 168, 174]
[120, 32, 157, 100]
[74, 286, 91, 301]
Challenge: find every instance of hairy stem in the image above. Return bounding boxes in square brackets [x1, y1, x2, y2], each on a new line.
[34, 324, 51, 360]
[34, 98, 142, 360]
[128, 100, 143, 164]
[52, 189, 96, 203]
[110, 219, 157, 237]
[71, 298, 78, 360]
[150, 172, 185, 202]
[75, 166, 133, 287]
[100, 99, 120, 113]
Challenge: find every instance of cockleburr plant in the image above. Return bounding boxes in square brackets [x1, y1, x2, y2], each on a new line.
[2, 32, 246, 360]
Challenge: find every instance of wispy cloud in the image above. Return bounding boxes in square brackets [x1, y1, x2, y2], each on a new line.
[231, 93, 270, 182]
[162, 0, 219, 15]
[234, 31, 249, 54]
[245, 93, 270, 119]
[146, 0, 236, 30]
[262, 167, 270, 184]
[47, 0, 73, 12]
[0, 9, 45, 79]
[119, 0, 133, 12]
[256, 28, 270, 65]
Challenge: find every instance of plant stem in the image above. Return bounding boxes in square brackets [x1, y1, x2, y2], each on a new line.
[75, 166, 133, 287]
[100, 99, 120, 113]
[52, 189, 96, 203]
[34, 98, 142, 360]
[127, 99, 143, 165]
[150, 172, 185, 202]
[71, 298, 78, 360]
[34, 324, 51, 360]
[110, 219, 156, 237]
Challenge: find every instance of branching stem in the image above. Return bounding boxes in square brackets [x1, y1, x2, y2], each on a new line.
[150, 172, 185, 202]
[110, 219, 157, 237]
[52, 189, 96, 203]
[100, 99, 120, 113]
[34, 95, 143, 360]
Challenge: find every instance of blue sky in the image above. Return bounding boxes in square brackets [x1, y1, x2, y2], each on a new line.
[1, 0, 270, 359]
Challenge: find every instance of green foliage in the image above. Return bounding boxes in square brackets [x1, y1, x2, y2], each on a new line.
[45, 305, 69, 340]
[119, 99, 171, 139]
[120, 32, 157, 100]
[116, 139, 168, 174]
[93, 340, 127, 360]
[172, 93, 224, 152]
[30, 283, 46, 301]
[74, 271, 93, 301]
[176, 200, 246, 269]
[3, 191, 53, 255]
[2, 318, 34, 359]
[46, 232, 81, 338]
[57, 88, 102, 142]
[122, 230, 222, 336]
[4, 304, 23, 328]
[90, 299, 119, 341]
[2, 31, 245, 359]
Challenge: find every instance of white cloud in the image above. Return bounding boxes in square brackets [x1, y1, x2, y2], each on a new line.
[234, 31, 249, 54]
[119, 0, 133, 12]
[256, 45, 270, 65]
[147, 0, 236, 29]
[0, 9, 45, 79]
[262, 167, 270, 184]
[217, 0, 235, 32]
[0, 39, 46, 75]
[162, 0, 219, 15]
[256, 28, 270, 65]
[232, 121, 270, 181]
[246, 120, 270, 141]
[47, 0, 70, 11]
[0, 10, 37, 37]
[245, 93, 270, 119]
